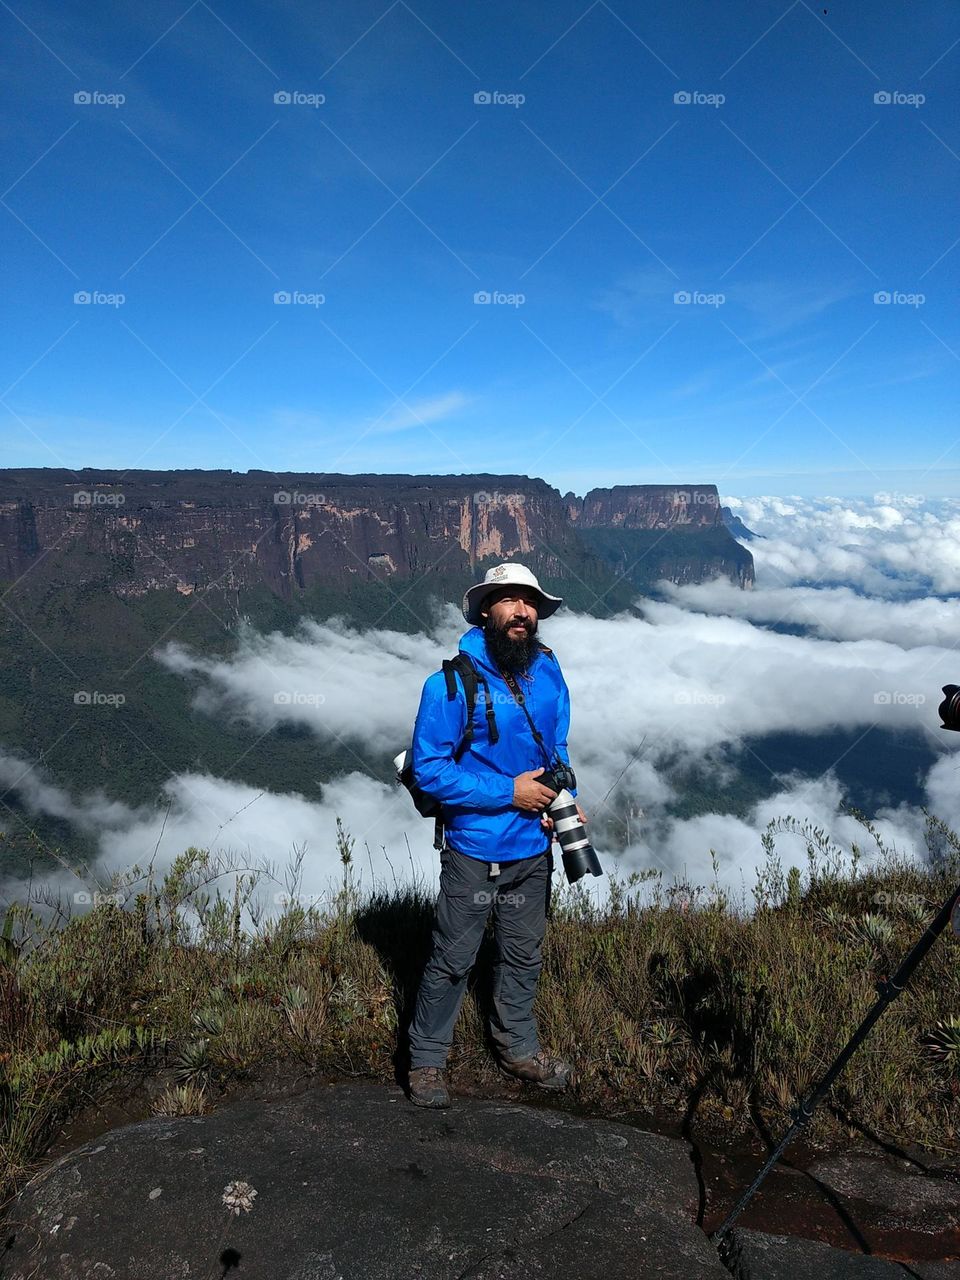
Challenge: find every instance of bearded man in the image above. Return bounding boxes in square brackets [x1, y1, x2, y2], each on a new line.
[405, 563, 586, 1108]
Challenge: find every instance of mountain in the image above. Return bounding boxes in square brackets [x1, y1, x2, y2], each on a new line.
[0, 470, 753, 607]
[0, 469, 753, 872]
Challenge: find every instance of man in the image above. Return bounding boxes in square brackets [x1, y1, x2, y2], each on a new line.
[405, 562, 587, 1108]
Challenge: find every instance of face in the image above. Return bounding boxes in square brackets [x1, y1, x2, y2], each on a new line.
[481, 587, 541, 634]
[481, 587, 541, 672]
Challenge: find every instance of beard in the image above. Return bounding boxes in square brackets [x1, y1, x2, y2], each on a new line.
[483, 613, 539, 673]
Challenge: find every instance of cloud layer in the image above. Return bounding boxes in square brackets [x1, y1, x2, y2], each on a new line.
[3, 493, 959, 919]
[725, 494, 960, 595]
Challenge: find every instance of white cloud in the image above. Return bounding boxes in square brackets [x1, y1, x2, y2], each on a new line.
[70, 595, 960, 904]
[723, 494, 960, 594]
[153, 600, 952, 807]
[5, 491, 960, 919]
[660, 580, 960, 649]
[0, 750, 148, 835]
[621, 773, 932, 907]
[0, 749, 438, 926]
[157, 614, 465, 759]
[373, 391, 471, 433]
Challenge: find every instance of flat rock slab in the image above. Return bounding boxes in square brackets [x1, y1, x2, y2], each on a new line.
[727, 1229, 960, 1280]
[0, 1080, 727, 1280]
[807, 1156, 960, 1233]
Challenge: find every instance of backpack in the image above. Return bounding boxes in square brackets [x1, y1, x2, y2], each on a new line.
[394, 652, 501, 850]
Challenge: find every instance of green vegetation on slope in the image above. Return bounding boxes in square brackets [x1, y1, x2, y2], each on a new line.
[2, 813, 959, 1207]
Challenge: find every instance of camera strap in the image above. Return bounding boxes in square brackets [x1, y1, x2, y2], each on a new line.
[499, 666, 554, 770]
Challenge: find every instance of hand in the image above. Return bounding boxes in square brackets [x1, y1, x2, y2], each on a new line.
[513, 767, 558, 813]
[541, 802, 586, 834]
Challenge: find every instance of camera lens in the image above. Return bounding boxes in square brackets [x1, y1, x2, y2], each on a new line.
[538, 769, 602, 883]
[939, 685, 960, 732]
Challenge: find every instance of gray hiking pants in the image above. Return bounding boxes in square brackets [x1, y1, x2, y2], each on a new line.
[408, 844, 553, 1070]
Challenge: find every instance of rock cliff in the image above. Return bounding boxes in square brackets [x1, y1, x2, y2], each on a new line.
[0, 469, 753, 602]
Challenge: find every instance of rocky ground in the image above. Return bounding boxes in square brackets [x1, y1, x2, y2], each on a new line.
[0, 1080, 957, 1279]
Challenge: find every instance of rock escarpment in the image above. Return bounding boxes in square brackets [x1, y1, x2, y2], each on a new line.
[0, 469, 754, 602]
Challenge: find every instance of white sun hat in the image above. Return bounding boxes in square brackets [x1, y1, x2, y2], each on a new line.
[462, 562, 563, 625]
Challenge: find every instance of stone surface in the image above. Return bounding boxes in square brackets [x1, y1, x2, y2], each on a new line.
[3, 1082, 955, 1280]
[0, 1081, 727, 1280]
[807, 1156, 960, 1232]
[727, 1228, 960, 1279]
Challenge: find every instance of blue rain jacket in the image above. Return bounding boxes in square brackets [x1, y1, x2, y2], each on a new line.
[411, 625, 576, 862]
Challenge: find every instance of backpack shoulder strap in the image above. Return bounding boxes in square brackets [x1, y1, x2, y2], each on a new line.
[441, 653, 472, 702]
[441, 653, 499, 759]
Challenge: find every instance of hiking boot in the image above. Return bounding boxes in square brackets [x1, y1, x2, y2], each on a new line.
[499, 1049, 571, 1090]
[407, 1065, 450, 1108]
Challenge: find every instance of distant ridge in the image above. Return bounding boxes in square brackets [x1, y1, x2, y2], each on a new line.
[0, 468, 754, 600]
[721, 506, 761, 542]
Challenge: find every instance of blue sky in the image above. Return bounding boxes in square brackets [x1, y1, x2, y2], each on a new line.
[1, 0, 958, 497]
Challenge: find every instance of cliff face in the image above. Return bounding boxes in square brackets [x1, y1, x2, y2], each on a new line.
[0, 470, 754, 601]
[570, 484, 755, 591]
[569, 484, 722, 529]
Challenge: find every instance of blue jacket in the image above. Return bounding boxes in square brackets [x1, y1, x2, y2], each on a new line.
[411, 625, 576, 862]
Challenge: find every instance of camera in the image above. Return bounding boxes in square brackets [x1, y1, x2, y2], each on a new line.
[537, 759, 603, 884]
[939, 686, 960, 732]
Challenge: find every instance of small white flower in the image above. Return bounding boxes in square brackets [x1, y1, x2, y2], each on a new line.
[222, 1179, 258, 1215]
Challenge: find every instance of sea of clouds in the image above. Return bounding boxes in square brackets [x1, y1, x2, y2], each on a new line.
[2, 494, 959, 919]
